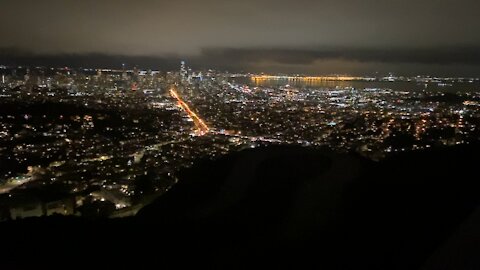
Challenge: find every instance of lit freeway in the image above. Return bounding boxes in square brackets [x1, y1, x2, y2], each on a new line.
[170, 87, 210, 135]
[170, 87, 288, 143]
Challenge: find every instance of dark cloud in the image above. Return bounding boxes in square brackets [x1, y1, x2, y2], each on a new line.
[196, 47, 480, 75]
[0, 0, 479, 75]
[198, 47, 480, 66]
[1, 0, 480, 55]
[0, 49, 180, 70]
[2, 46, 480, 76]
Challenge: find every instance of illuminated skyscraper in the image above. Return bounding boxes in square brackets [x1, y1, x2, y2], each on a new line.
[180, 61, 187, 82]
[24, 68, 30, 82]
[122, 63, 129, 80]
[133, 66, 139, 81]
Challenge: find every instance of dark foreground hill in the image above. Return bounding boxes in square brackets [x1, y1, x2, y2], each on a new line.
[1, 144, 480, 269]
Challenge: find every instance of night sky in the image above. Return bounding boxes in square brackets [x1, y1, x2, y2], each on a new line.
[1, 0, 480, 75]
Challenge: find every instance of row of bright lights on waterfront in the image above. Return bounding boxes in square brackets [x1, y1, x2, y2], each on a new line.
[251, 75, 363, 81]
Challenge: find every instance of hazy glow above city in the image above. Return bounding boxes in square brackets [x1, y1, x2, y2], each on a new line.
[1, 0, 480, 75]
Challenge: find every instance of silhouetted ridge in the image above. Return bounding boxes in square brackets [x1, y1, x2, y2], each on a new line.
[1, 144, 480, 269]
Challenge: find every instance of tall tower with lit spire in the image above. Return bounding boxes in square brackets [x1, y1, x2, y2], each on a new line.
[180, 61, 187, 82]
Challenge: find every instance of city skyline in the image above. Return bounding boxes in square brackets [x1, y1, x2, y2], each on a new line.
[1, 1, 480, 267]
